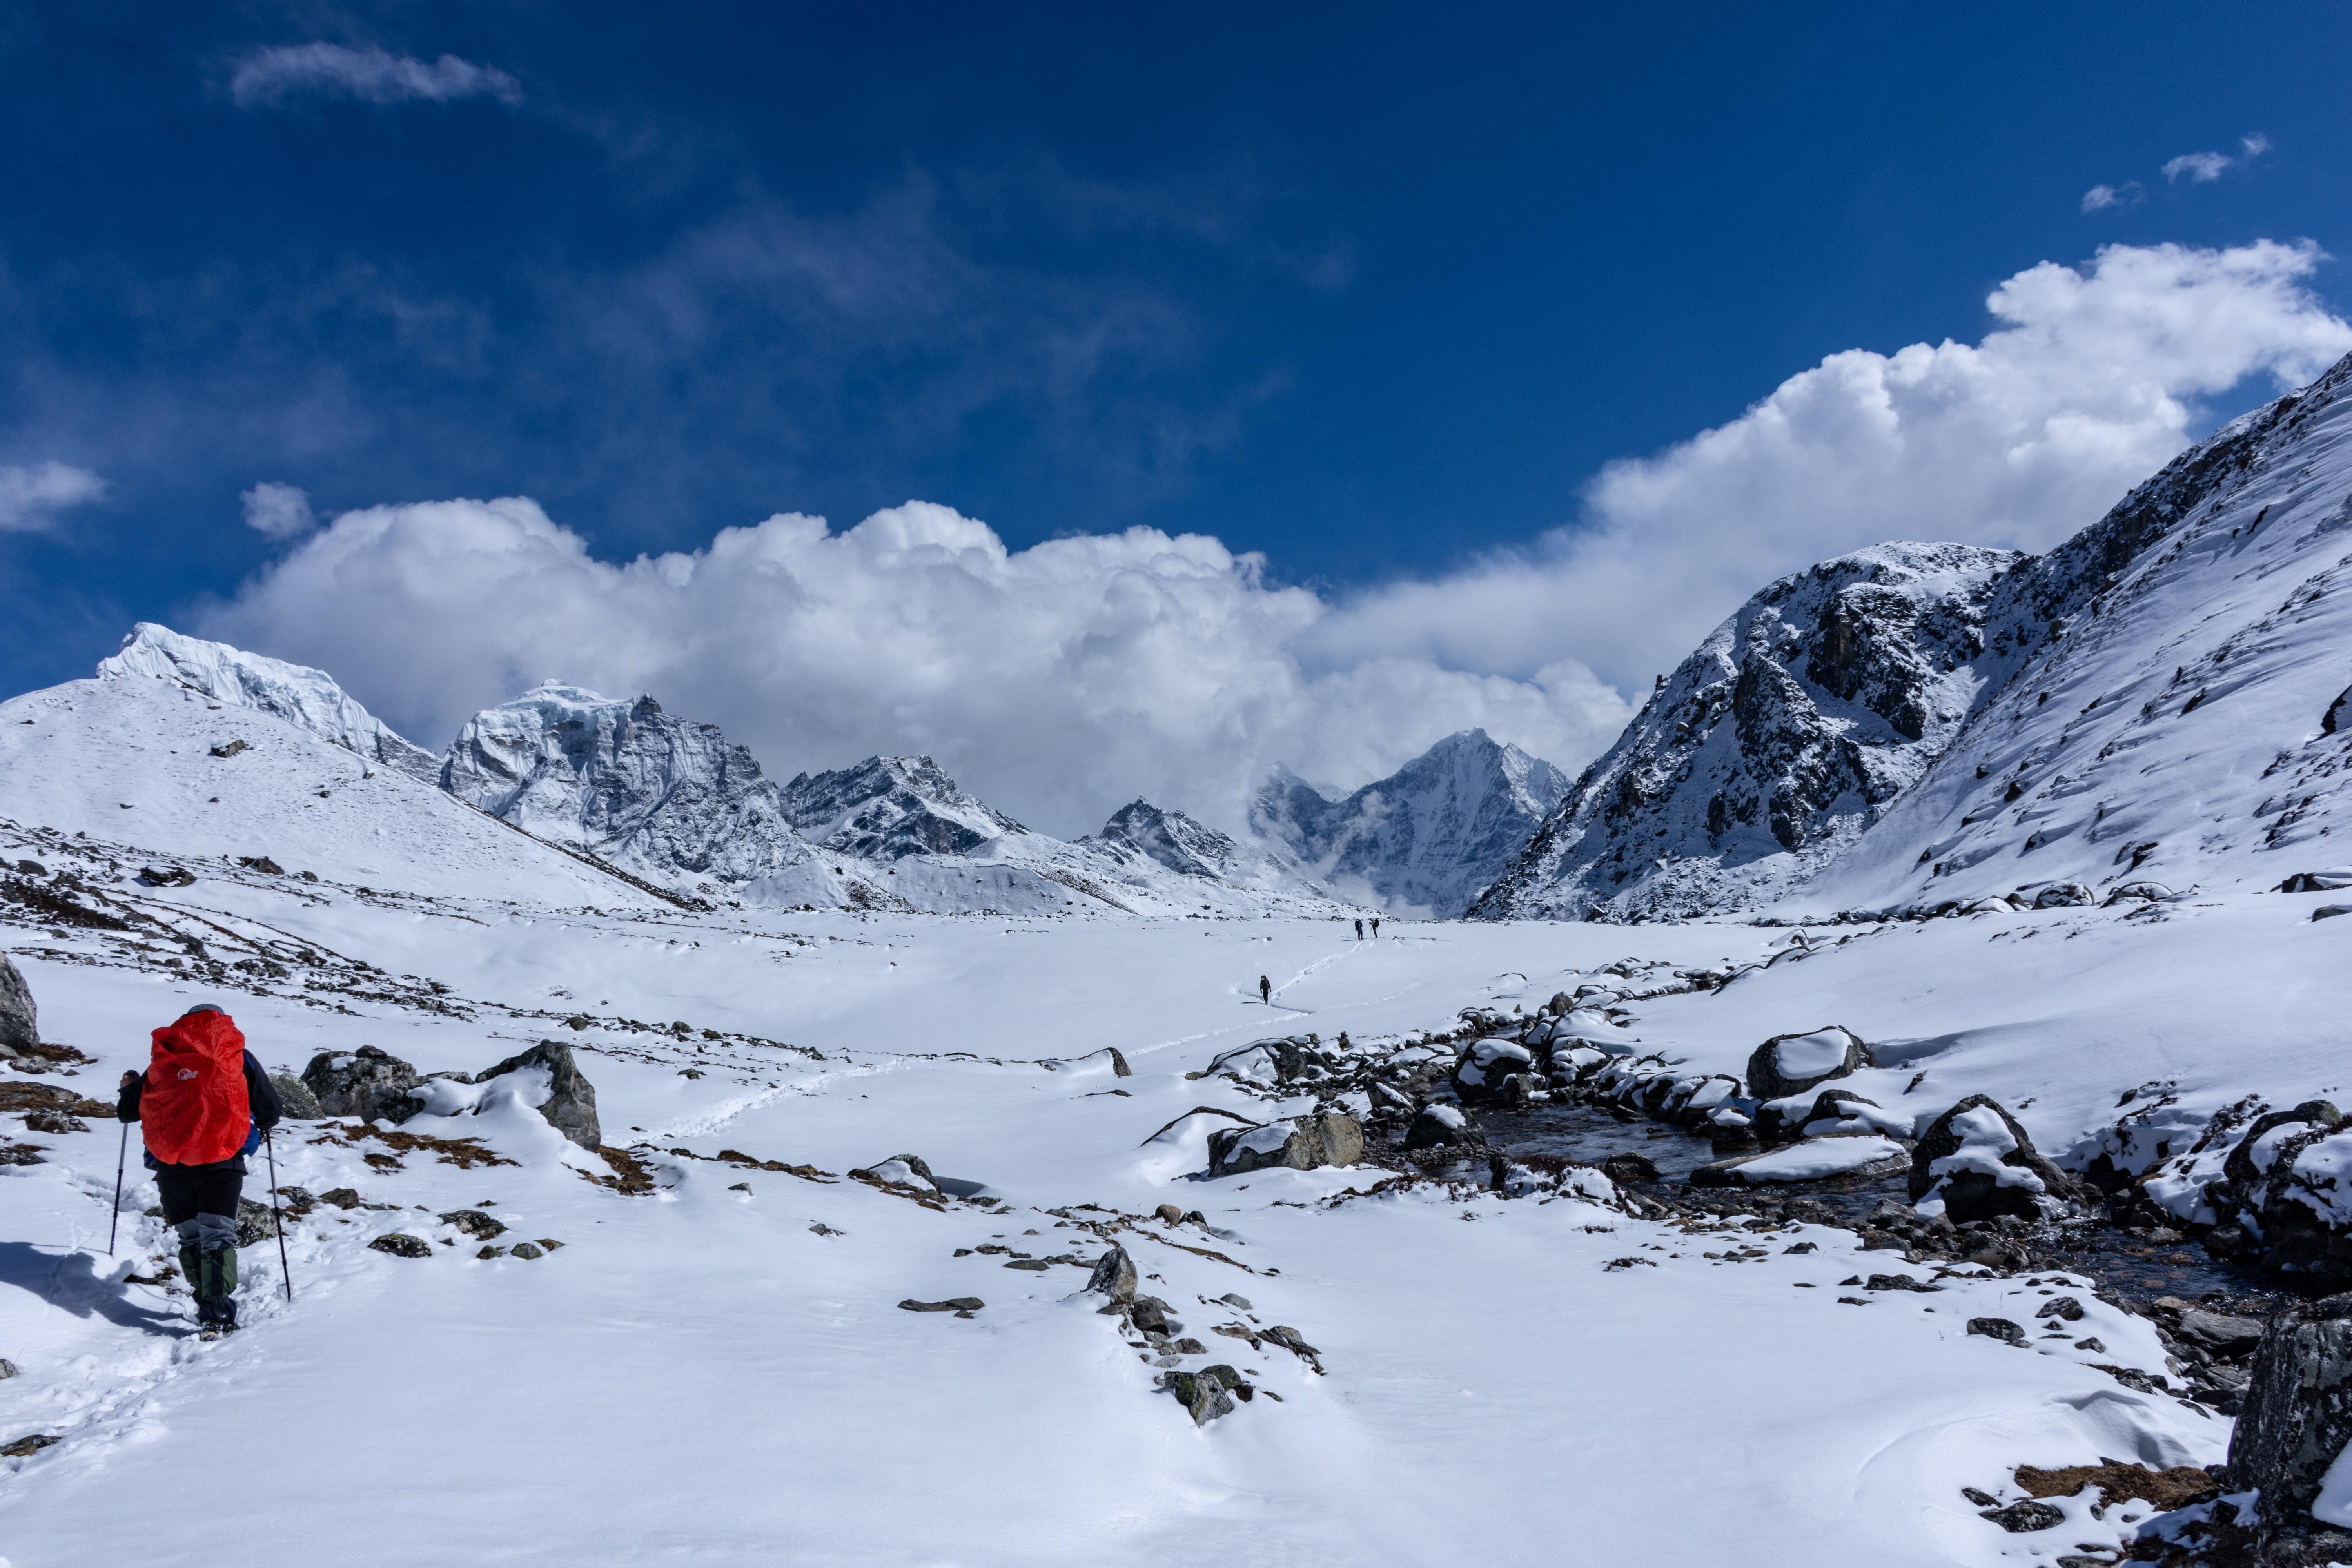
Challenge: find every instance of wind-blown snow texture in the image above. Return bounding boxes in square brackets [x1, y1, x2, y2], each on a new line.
[1252, 728, 1568, 916]
[98, 622, 441, 782]
[1474, 546, 2017, 919]
[1484, 347, 2352, 919]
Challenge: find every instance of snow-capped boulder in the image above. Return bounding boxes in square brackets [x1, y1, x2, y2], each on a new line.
[1757, 1087, 1907, 1148]
[1205, 1112, 1363, 1177]
[1403, 1103, 1475, 1151]
[852, 1154, 942, 1194]
[1690, 1136, 1910, 1187]
[2030, 882, 2094, 909]
[1744, 1026, 1869, 1100]
[468, 1042, 601, 1151]
[1250, 729, 1569, 918]
[1453, 1038, 1534, 1103]
[2279, 869, 2352, 893]
[2201, 1102, 2352, 1287]
[0, 954, 36, 1056]
[1909, 1096, 2073, 1222]
[98, 622, 440, 781]
[301, 1045, 425, 1124]
[2102, 881, 2175, 905]
[2225, 1294, 2352, 1563]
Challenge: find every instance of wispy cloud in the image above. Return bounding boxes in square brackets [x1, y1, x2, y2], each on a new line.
[2163, 132, 2270, 184]
[230, 44, 522, 109]
[0, 462, 106, 532]
[240, 481, 315, 540]
[2081, 180, 2143, 213]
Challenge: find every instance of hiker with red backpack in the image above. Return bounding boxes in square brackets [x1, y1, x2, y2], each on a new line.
[117, 1003, 282, 1334]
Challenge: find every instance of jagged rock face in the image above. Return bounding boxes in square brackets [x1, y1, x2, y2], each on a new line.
[98, 622, 441, 781]
[1806, 350, 2352, 911]
[780, 756, 1024, 860]
[1251, 729, 1568, 917]
[442, 683, 829, 899]
[1474, 544, 2018, 921]
[1085, 800, 1319, 895]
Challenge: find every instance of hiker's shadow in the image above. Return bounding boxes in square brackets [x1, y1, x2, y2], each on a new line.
[0, 1240, 189, 1334]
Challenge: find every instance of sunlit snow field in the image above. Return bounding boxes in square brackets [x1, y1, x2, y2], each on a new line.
[4, 867, 2333, 1566]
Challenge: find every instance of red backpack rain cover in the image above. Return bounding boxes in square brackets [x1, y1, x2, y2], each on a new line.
[142, 1010, 251, 1166]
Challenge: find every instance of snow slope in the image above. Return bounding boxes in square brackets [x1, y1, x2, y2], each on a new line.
[98, 623, 441, 782]
[1473, 544, 2019, 921]
[1252, 728, 1569, 917]
[0, 844, 2257, 1568]
[1800, 352, 2352, 911]
[0, 674, 655, 907]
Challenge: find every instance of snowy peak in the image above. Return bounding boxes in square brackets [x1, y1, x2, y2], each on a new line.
[441, 682, 832, 903]
[1802, 351, 2352, 910]
[780, 755, 1026, 860]
[1085, 798, 1325, 897]
[1472, 542, 2022, 921]
[97, 622, 441, 781]
[1252, 729, 1570, 917]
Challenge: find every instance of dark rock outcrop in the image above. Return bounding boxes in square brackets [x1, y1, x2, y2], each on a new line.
[1206, 1112, 1363, 1177]
[470, 1042, 601, 1150]
[302, 1046, 424, 1124]
[0, 954, 36, 1055]
[2226, 1292, 2352, 1562]
[1402, 1103, 1477, 1152]
[268, 1073, 323, 1120]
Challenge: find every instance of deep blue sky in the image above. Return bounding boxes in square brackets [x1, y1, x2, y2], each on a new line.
[4, 0, 2349, 697]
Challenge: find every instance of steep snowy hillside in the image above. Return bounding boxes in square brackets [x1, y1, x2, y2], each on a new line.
[1251, 729, 1568, 916]
[441, 683, 844, 908]
[98, 623, 441, 781]
[1472, 546, 2019, 921]
[0, 673, 655, 906]
[1802, 351, 2352, 911]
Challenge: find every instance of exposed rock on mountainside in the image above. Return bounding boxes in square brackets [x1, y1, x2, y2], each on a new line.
[780, 755, 1026, 859]
[1085, 800, 1322, 895]
[1472, 544, 2019, 920]
[442, 683, 838, 906]
[1804, 350, 2352, 911]
[98, 623, 441, 781]
[1251, 729, 1568, 916]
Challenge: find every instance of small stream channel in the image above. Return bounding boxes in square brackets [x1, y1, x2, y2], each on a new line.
[1471, 1100, 2315, 1316]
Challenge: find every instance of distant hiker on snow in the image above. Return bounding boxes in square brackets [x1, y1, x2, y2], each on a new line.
[1371, 917, 1381, 937]
[118, 1003, 281, 1334]
[1258, 975, 1271, 1004]
[1354, 918, 1364, 940]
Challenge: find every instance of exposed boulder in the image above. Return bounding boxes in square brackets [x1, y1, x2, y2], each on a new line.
[1086, 1245, 1138, 1305]
[367, 1233, 432, 1258]
[268, 1073, 323, 1120]
[1744, 1026, 1870, 1100]
[2031, 882, 2094, 908]
[1167, 1363, 1245, 1425]
[301, 1046, 424, 1124]
[470, 1042, 601, 1150]
[1452, 1038, 1535, 1103]
[0, 954, 36, 1056]
[1910, 1096, 2074, 1223]
[440, 1209, 508, 1240]
[1206, 1112, 1363, 1177]
[1402, 1103, 1475, 1151]
[2225, 1292, 2352, 1562]
[136, 866, 194, 887]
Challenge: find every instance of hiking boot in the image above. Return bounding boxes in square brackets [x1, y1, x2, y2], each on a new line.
[195, 1294, 238, 1333]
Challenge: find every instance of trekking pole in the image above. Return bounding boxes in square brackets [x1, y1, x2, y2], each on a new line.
[107, 1119, 128, 1256]
[263, 1128, 294, 1302]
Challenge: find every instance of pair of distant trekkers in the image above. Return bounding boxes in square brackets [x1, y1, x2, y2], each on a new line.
[1352, 917, 1382, 940]
[116, 1004, 281, 1334]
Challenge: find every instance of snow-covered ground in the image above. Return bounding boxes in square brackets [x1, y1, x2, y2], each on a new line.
[6, 830, 2301, 1563]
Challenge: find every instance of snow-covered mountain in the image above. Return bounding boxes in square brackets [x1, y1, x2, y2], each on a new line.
[440, 683, 843, 907]
[98, 623, 442, 782]
[1799, 349, 2352, 912]
[1250, 728, 1569, 916]
[780, 755, 1027, 859]
[1471, 544, 2020, 920]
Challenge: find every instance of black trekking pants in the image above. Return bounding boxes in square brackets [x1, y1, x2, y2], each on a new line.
[155, 1165, 243, 1250]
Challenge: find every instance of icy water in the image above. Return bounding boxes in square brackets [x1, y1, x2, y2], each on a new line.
[1474, 1101, 2316, 1314]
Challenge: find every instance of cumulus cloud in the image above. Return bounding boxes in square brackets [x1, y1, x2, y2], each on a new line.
[2163, 133, 2269, 185]
[240, 481, 315, 540]
[2081, 181, 2141, 213]
[201, 499, 1632, 837]
[230, 44, 522, 108]
[0, 461, 106, 532]
[1310, 240, 2352, 695]
[199, 240, 2352, 836]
